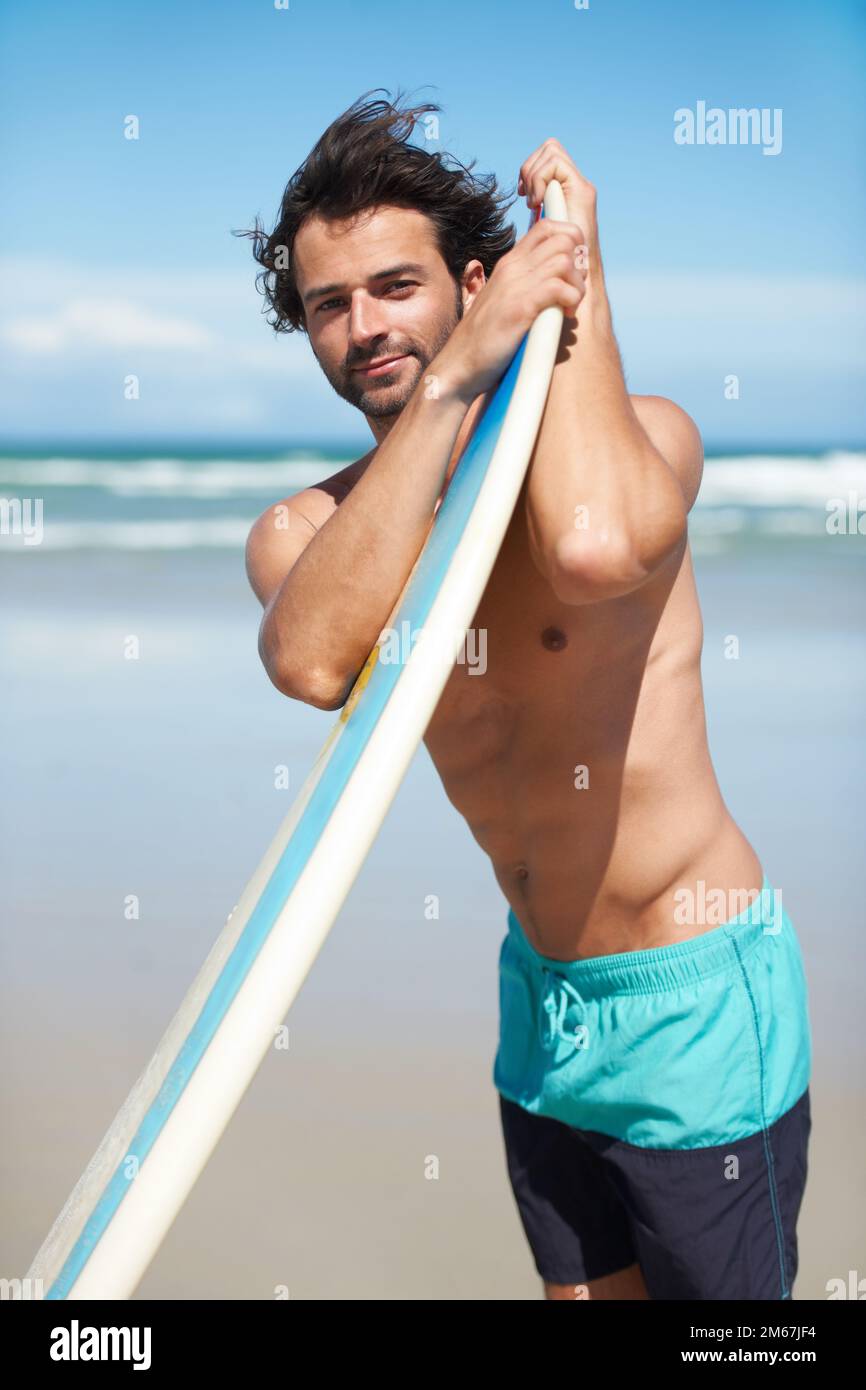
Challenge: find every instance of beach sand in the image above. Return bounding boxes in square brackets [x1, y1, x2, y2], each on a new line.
[2, 536, 864, 1299]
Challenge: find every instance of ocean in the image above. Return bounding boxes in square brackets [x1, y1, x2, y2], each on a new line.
[1, 444, 865, 554]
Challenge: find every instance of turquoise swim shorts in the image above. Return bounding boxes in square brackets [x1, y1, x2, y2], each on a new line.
[493, 875, 813, 1297]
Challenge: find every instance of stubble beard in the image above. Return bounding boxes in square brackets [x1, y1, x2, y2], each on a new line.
[315, 284, 464, 420]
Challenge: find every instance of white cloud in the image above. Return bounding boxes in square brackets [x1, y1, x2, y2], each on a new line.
[0, 256, 316, 378]
[606, 271, 866, 371]
[0, 255, 354, 438]
[608, 271, 866, 321]
[2, 257, 860, 441]
[4, 297, 216, 354]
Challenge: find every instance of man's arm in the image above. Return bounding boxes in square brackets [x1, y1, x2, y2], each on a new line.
[517, 139, 703, 605]
[246, 382, 471, 711]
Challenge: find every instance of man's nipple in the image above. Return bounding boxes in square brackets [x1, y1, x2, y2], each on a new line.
[541, 626, 568, 652]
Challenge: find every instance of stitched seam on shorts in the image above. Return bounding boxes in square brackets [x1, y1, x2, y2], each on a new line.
[729, 935, 790, 1299]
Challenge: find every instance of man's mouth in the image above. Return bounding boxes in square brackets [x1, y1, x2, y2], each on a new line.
[351, 354, 410, 377]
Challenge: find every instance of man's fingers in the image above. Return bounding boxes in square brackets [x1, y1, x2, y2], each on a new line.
[520, 144, 582, 207]
[527, 219, 586, 242]
[520, 141, 569, 204]
[525, 221, 588, 263]
[514, 256, 587, 308]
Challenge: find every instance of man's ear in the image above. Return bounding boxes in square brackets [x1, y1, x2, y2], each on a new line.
[460, 258, 487, 311]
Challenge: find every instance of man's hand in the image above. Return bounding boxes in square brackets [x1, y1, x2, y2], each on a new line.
[435, 217, 586, 406]
[518, 139, 603, 292]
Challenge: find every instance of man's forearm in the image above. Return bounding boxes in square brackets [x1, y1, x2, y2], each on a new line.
[261, 371, 470, 707]
[524, 287, 689, 604]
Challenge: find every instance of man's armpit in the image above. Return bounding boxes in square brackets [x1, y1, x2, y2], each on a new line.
[292, 505, 320, 535]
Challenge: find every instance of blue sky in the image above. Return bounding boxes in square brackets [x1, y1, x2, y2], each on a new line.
[1, 0, 864, 449]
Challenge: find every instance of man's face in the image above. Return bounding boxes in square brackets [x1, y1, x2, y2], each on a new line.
[295, 205, 467, 421]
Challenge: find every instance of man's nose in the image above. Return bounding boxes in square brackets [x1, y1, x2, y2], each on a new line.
[347, 292, 390, 348]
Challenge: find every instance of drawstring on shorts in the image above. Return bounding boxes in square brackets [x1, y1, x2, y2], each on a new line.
[540, 969, 588, 1052]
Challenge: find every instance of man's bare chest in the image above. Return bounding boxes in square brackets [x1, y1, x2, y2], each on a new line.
[422, 506, 658, 767]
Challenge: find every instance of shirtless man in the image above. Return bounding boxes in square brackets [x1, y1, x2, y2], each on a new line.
[244, 95, 812, 1301]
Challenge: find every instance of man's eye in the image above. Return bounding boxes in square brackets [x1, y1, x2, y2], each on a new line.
[316, 281, 416, 313]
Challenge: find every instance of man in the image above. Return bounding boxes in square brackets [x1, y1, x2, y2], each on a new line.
[244, 92, 812, 1301]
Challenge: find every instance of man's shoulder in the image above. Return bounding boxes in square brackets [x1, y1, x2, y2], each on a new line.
[629, 394, 704, 512]
[245, 449, 374, 606]
[250, 449, 372, 540]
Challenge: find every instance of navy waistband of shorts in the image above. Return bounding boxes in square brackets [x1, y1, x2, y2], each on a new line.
[505, 874, 787, 998]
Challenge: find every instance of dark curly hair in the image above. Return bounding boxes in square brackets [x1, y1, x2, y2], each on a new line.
[234, 88, 518, 336]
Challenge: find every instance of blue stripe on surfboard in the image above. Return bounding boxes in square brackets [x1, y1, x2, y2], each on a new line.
[46, 333, 530, 1297]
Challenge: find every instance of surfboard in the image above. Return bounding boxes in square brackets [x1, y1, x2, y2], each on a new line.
[25, 178, 569, 1300]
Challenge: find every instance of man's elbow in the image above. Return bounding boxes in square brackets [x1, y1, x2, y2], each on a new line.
[269, 664, 349, 710]
[549, 516, 686, 605]
[257, 625, 350, 711]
